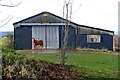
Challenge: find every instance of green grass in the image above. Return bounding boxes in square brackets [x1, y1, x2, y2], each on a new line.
[18, 51, 118, 78]
[66, 53, 118, 78]
[20, 51, 118, 71]
[23, 53, 60, 63]
[3, 48, 119, 78]
[67, 53, 118, 71]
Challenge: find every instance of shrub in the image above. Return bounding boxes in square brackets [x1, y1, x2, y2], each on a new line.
[2, 51, 80, 80]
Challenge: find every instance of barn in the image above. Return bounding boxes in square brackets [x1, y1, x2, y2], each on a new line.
[13, 11, 114, 50]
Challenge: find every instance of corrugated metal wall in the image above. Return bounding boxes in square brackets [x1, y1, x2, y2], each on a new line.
[67, 26, 76, 48]
[76, 34, 113, 50]
[59, 25, 76, 49]
[14, 25, 113, 50]
[14, 26, 32, 50]
[32, 25, 59, 49]
[76, 26, 113, 35]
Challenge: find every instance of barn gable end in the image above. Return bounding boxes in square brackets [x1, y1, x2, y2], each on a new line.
[13, 12, 67, 24]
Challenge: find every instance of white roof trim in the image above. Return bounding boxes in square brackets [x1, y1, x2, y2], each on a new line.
[19, 23, 66, 26]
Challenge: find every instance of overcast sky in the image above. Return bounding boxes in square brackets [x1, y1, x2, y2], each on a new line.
[0, 0, 119, 34]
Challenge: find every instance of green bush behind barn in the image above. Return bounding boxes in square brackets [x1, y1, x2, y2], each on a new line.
[0, 37, 7, 48]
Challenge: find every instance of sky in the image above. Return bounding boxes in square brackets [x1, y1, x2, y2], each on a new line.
[0, 0, 119, 34]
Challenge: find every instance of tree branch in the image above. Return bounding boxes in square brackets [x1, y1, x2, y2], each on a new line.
[0, 0, 22, 28]
[0, 0, 22, 7]
[72, 4, 81, 15]
[0, 15, 13, 28]
[0, 15, 11, 23]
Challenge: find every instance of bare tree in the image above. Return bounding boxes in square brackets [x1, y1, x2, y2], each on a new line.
[0, 0, 22, 28]
[61, 0, 81, 65]
[61, 0, 73, 65]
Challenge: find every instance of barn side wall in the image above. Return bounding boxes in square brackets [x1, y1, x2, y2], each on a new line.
[14, 26, 32, 50]
[76, 34, 113, 50]
[59, 26, 62, 48]
[59, 25, 75, 49]
[67, 26, 76, 48]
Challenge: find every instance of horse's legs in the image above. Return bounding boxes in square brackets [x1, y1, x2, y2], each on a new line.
[34, 45, 36, 49]
[40, 45, 42, 51]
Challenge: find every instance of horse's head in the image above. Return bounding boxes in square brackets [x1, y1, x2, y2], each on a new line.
[32, 38, 35, 40]
[32, 38, 35, 43]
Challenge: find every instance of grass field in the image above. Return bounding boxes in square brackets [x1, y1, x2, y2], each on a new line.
[21, 52, 118, 71]
[1, 35, 119, 79]
[18, 50, 119, 78]
[2, 48, 119, 78]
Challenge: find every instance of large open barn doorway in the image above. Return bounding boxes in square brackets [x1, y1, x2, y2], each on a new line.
[32, 26, 59, 49]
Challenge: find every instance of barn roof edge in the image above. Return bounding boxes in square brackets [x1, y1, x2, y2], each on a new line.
[13, 11, 114, 33]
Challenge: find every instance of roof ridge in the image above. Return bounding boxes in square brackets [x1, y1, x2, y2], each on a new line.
[13, 11, 114, 33]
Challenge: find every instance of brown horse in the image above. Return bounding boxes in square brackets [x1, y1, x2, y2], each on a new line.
[32, 38, 43, 50]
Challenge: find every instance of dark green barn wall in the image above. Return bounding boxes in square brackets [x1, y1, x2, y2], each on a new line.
[67, 26, 76, 48]
[14, 25, 113, 50]
[59, 26, 62, 48]
[59, 25, 75, 49]
[76, 34, 113, 50]
[14, 26, 32, 50]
